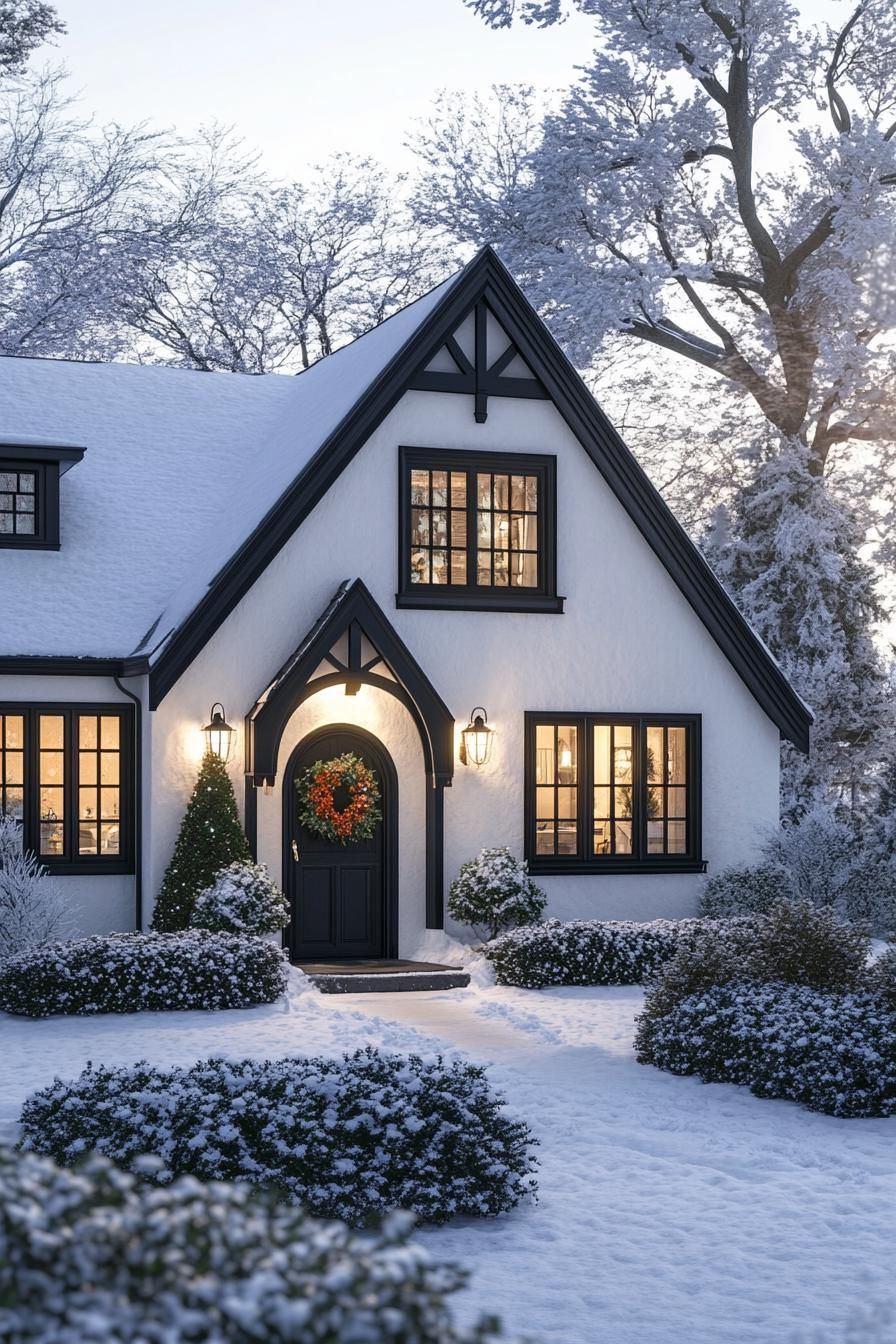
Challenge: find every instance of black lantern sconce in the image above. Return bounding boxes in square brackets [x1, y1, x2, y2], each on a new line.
[202, 703, 235, 763]
[460, 706, 494, 767]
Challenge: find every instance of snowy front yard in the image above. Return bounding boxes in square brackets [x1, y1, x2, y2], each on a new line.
[2, 974, 894, 1344]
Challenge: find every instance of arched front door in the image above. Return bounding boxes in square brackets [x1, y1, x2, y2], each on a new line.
[283, 726, 397, 962]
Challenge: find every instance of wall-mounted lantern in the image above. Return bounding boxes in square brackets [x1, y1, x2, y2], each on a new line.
[460, 706, 494, 767]
[202, 703, 235, 763]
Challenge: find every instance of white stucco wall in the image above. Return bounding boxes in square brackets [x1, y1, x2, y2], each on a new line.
[146, 384, 782, 937]
[0, 673, 140, 933]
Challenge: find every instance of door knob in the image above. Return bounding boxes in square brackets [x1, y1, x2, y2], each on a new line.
[291, 839, 300, 863]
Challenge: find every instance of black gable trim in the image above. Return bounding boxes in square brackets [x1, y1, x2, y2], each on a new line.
[147, 248, 811, 752]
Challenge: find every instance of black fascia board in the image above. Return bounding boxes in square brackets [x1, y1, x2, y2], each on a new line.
[0, 443, 86, 476]
[0, 655, 149, 677]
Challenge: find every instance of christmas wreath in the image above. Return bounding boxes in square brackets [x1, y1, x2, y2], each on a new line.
[295, 752, 382, 845]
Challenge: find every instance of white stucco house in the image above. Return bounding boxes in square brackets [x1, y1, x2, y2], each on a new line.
[0, 247, 810, 959]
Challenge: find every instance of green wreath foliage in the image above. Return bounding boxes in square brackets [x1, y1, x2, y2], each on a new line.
[296, 752, 382, 845]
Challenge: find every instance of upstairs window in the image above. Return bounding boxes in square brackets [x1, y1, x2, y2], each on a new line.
[0, 705, 133, 874]
[524, 713, 703, 874]
[397, 447, 562, 613]
[0, 443, 85, 550]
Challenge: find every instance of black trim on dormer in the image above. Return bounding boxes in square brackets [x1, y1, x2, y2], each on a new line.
[0, 442, 86, 550]
[145, 247, 812, 753]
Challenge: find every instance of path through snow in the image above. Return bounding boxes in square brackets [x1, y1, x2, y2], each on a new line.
[2, 977, 893, 1344]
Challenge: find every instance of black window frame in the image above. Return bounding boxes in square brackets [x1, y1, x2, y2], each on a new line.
[524, 711, 704, 874]
[0, 443, 84, 551]
[0, 703, 135, 874]
[397, 445, 563, 613]
[0, 461, 57, 549]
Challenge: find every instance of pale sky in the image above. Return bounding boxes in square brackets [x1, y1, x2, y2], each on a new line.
[51, 0, 595, 177]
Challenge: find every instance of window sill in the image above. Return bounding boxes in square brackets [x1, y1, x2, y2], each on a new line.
[526, 858, 707, 876]
[0, 538, 59, 550]
[40, 860, 135, 877]
[396, 591, 565, 614]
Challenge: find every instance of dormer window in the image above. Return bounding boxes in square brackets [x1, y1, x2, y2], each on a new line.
[0, 440, 85, 549]
[0, 468, 37, 537]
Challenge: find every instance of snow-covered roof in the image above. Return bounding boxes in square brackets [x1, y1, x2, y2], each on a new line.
[0, 274, 456, 659]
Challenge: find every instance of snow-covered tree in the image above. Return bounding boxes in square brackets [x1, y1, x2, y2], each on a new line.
[424, 1, 896, 478]
[705, 442, 893, 814]
[0, 814, 71, 959]
[0, 1, 63, 77]
[866, 754, 896, 865]
[417, 0, 896, 810]
[115, 146, 447, 372]
[0, 68, 163, 358]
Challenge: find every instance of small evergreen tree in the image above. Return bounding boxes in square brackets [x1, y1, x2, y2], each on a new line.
[0, 814, 71, 959]
[151, 754, 251, 932]
[705, 443, 894, 820]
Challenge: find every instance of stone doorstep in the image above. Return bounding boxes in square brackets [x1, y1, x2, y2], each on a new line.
[297, 959, 471, 994]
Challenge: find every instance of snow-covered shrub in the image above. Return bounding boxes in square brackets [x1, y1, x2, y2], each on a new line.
[636, 919, 760, 1020]
[0, 815, 72, 961]
[19, 1047, 537, 1226]
[191, 861, 289, 936]
[764, 806, 855, 904]
[761, 805, 896, 930]
[867, 947, 896, 1008]
[448, 847, 546, 940]
[756, 898, 869, 991]
[699, 862, 793, 918]
[635, 981, 896, 1118]
[485, 917, 699, 988]
[0, 1147, 514, 1344]
[0, 930, 286, 1017]
[641, 901, 867, 1030]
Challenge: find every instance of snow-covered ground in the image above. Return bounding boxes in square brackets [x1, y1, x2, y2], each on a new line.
[2, 971, 894, 1344]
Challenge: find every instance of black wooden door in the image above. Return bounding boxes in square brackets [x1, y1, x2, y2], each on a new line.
[285, 728, 391, 961]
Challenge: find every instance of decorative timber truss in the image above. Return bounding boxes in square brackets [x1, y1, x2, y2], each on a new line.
[407, 299, 548, 423]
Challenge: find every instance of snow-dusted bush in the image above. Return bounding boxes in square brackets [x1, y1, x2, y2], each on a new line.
[635, 981, 896, 1118]
[642, 901, 867, 1026]
[757, 898, 869, 991]
[485, 917, 699, 988]
[635, 919, 761, 1021]
[0, 815, 71, 961]
[448, 847, 546, 940]
[0, 1147, 514, 1344]
[192, 861, 289, 936]
[867, 947, 896, 1009]
[763, 806, 896, 931]
[20, 1047, 537, 1226]
[699, 862, 793, 918]
[0, 930, 286, 1017]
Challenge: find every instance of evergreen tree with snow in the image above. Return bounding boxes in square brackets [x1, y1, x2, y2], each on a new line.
[151, 754, 251, 933]
[867, 755, 896, 867]
[705, 443, 893, 819]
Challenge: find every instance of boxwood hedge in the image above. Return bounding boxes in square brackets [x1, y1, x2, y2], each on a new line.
[0, 930, 287, 1016]
[19, 1046, 538, 1226]
[0, 1147, 515, 1343]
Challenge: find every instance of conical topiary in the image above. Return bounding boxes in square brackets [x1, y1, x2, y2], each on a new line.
[151, 753, 252, 932]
